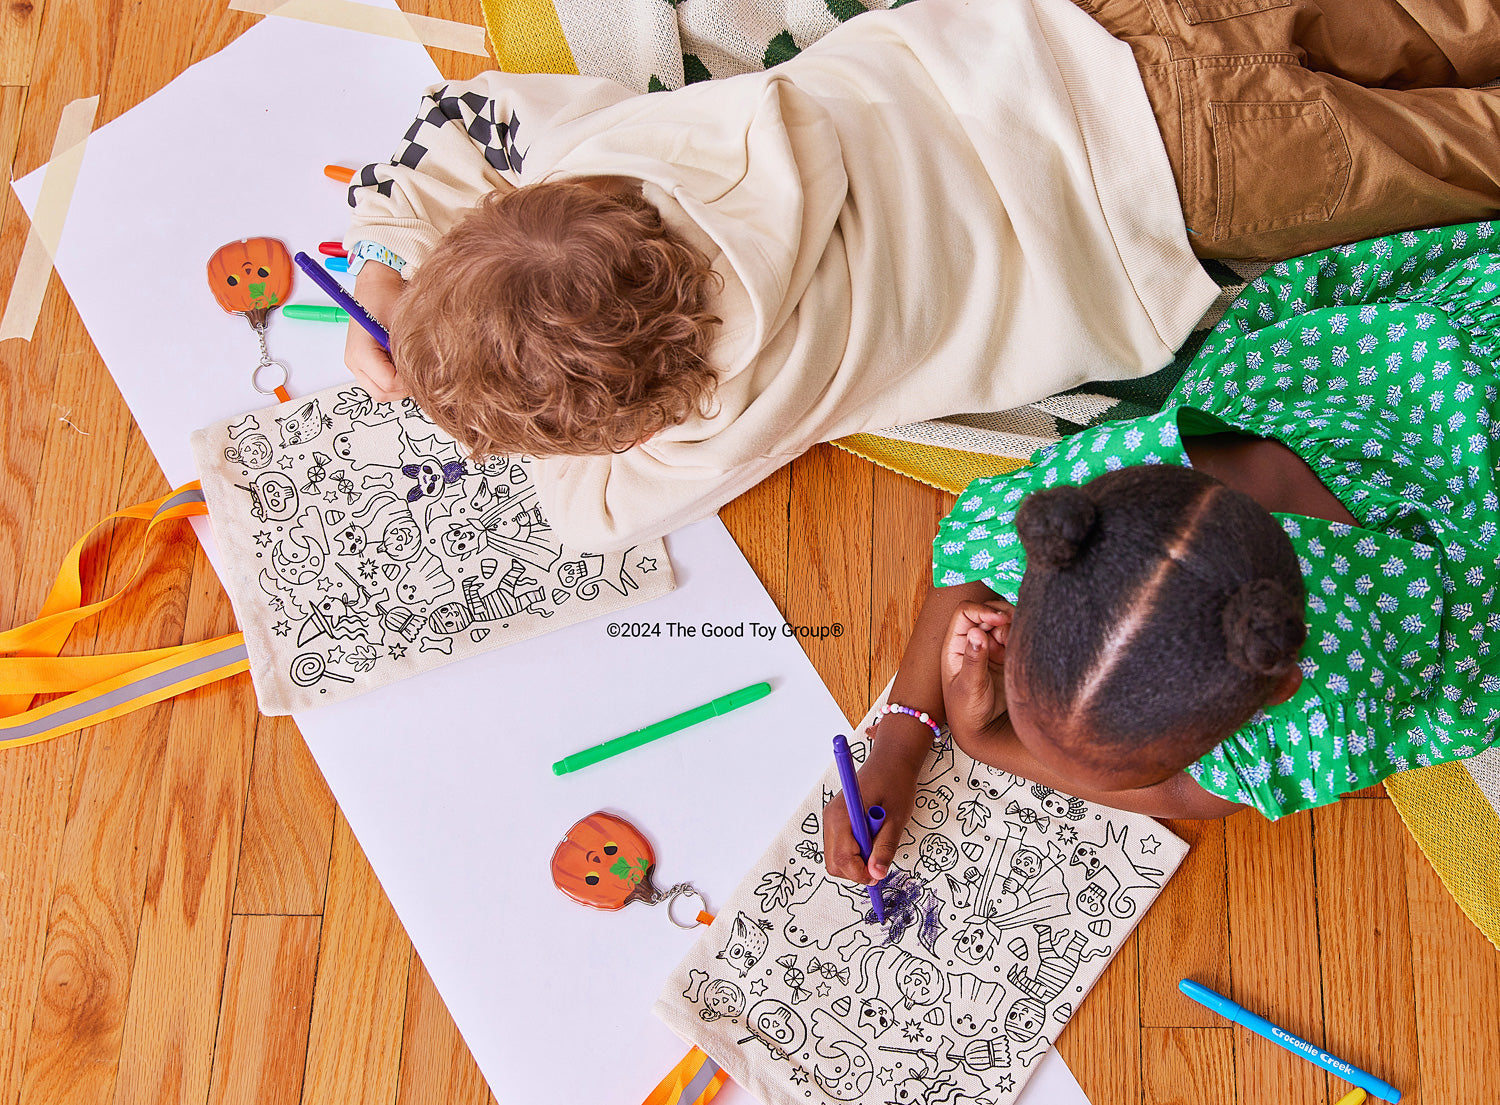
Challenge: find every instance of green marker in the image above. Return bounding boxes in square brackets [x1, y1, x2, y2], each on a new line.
[551, 681, 772, 776]
[283, 303, 350, 322]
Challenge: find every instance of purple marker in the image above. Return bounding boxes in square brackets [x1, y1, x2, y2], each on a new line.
[832, 734, 886, 923]
[292, 250, 389, 351]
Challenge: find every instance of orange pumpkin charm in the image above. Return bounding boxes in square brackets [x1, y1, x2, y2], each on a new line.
[551, 811, 658, 911]
[207, 237, 293, 326]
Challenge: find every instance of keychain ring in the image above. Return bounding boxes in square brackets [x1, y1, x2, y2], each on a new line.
[252, 359, 290, 396]
[665, 886, 709, 929]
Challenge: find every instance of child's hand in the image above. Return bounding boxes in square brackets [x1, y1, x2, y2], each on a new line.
[822, 722, 926, 886]
[941, 600, 1013, 742]
[344, 263, 408, 402]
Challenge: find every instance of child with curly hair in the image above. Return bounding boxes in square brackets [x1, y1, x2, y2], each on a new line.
[825, 220, 1500, 882]
[344, 0, 1500, 550]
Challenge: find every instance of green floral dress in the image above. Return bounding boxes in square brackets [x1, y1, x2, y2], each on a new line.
[933, 221, 1500, 819]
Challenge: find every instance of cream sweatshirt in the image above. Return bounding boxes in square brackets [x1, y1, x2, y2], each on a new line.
[346, 0, 1218, 551]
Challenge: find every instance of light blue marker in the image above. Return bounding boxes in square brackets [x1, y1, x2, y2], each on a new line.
[1178, 979, 1400, 1102]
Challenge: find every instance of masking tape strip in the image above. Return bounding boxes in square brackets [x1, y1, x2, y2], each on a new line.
[0, 96, 100, 343]
[229, 0, 487, 57]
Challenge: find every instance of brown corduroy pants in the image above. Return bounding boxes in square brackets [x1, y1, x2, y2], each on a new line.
[1078, 0, 1500, 259]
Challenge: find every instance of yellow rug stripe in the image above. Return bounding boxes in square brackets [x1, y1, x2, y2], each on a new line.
[1385, 762, 1500, 950]
[832, 434, 1027, 495]
[480, 0, 578, 74]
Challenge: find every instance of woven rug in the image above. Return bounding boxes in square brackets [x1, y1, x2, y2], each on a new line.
[475, 0, 1500, 946]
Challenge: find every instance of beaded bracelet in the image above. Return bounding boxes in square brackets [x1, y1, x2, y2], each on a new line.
[876, 702, 943, 741]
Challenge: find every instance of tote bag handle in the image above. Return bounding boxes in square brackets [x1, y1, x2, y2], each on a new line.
[0, 482, 248, 748]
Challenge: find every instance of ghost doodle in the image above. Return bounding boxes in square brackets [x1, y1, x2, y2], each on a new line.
[682, 969, 745, 1022]
[224, 432, 274, 470]
[809, 1008, 874, 1101]
[943, 972, 1003, 1038]
[275, 398, 329, 446]
[331, 416, 406, 470]
[1068, 823, 1164, 919]
[716, 912, 772, 979]
[967, 760, 1022, 804]
[739, 1000, 805, 1062]
[784, 878, 868, 952]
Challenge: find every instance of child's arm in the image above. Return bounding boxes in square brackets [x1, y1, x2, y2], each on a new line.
[823, 580, 1006, 886]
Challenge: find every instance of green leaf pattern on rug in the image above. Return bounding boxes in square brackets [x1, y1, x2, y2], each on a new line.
[825, 0, 868, 19]
[762, 30, 800, 68]
[682, 53, 714, 84]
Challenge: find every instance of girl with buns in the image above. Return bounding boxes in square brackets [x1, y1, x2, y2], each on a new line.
[826, 220, 1500, 882]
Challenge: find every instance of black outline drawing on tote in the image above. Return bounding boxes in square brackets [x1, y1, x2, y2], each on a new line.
[664, 729, 1188, 1105]
[211, 384, 667, 696]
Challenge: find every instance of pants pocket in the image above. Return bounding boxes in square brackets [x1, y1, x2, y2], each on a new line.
[1174, 0, 1288, 23]
[1208, 98, 1352, 239]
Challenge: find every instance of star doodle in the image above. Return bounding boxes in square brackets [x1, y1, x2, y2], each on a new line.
[388, 643, 407, 660]
[794, 866, 815, 888]
[902, 1019, 924, 1042]
[324, 490, 340, 503]
[327, 645, 346, 663]
[272, 620, 291, 637]
[316, 577, 335, 592]
[997, 1073, 1015, 1093]
[876, 1068, 894, 1086]
[815, 982, 830, 998]
[278, 455, 295, 470]
[1139, 834, 1161, 855]
[636, 556, 657, 573]
[749, 979, 767, 997]
[789, 1070, 808, 1085]
[254, 531, 272, 547]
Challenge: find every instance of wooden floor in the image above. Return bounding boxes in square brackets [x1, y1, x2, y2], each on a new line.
[1, 2, 1498, 1103]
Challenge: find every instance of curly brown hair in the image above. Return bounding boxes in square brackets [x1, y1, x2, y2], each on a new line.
[391, 175, 722, 457]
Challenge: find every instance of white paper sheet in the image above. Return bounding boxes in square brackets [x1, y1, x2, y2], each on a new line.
[13, 7, 1093, 1102]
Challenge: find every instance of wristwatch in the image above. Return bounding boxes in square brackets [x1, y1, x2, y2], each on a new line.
[345, 239, 408, 277]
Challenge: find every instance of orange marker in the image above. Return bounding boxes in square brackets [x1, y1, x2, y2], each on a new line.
[323, 164, 355, 184]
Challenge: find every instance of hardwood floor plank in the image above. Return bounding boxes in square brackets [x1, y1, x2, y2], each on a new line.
[1057, 929, 1141, 1105]
[1313, 801, 1420, 1103]
[868, 467, 947, 702]
[206, 915, 321, 1105]
[0, 83, 27, 238]
[1403, 829, 1500, 1103]
[719, 463, 790, 617]
[300, 812, 410, 1105]
[1, 359, 153, 1105]
[1138, 819, 1228, 1029]
[393, 956, 490, 1105]
[786, 445, 872, 723]
[0, 0, 46, 84]
[1225, 811, 1325, 1105]
[234, 715, 335, 916]
[110, 543, 258, 1105]
[1141, 1026, 1235, 1105]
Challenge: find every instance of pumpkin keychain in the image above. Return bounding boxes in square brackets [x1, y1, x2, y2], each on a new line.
[206, 237, 295, 402]
[551, 811, 709, 928]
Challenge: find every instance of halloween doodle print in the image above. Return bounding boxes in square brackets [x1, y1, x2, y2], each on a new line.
[656, 713, 1190, 1105]
[192, 383, 674, 714]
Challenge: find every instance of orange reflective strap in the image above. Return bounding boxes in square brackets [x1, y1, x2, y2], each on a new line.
[642, 1047, 729, 1105]
[0, 482, 251, 745]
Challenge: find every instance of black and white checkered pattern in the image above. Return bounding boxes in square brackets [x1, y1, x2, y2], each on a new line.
[348, 85, 526, 208]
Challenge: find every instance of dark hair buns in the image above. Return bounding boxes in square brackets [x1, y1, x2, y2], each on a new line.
[1016, 486, 1098, 571]
[1221, 579, 1307, 676]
